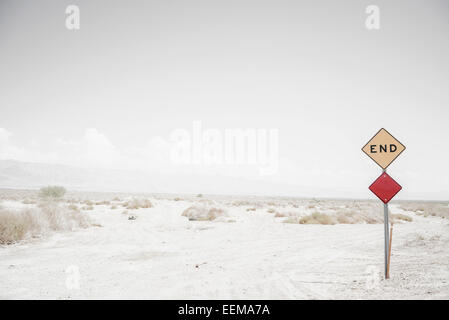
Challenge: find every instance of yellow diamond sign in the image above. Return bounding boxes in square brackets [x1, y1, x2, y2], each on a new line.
[362, 128, 405, 169]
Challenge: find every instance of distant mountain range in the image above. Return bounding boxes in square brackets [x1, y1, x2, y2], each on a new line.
[1, 160, 443, 200]
[0, 159, 321, 197]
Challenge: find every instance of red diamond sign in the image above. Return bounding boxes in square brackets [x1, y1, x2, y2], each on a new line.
[369, 172, 402, 204]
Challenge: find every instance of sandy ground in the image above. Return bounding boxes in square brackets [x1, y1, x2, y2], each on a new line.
[1, 197, 449, 300]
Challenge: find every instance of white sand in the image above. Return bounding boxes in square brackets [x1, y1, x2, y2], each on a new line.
[1, 197, 448, 299]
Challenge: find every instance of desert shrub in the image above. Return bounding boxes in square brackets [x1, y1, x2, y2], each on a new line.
[231, 200, 252, 207]
[283, 217, 300, 224]
[331, 203, 383, 224]
[95, 200, 110, 205]
[67, 204, 79, 212]
[181, 206, 227, 221]
[274, 212, 287, 218]
[267, 208, 275, 214]
[246, 207, 256, 212]
[197, 194, 203, 198]
[0, 203, 90, 245]
[82, 205, 94, 211]
[299, 212, 335, 225]
[0, 210, 37, 244]
[22, 199, 36, 205]
[400, 202, 449, 219]
[391, 213, 412, 222]
[335, 213, 352, 224]
[110, 205, 118, 210]
[39, 186, 66, 199]
[333, 211, 366, 224]
[126, 198, 153, 209]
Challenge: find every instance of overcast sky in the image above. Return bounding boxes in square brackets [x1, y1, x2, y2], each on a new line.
[0, 0, 448, 200]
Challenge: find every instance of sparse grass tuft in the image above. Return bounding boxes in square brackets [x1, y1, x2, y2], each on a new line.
[274, 212, 287, 218]
[182, 206, 227, 221]
[391, 213, 412, 222]
[283, 217, 300, 224]
[67, 204, 79, 212]
[125, 198, 153, 210]
[22, 199, 37, 205]
[400, 202, 449, 219]
[299, 212, 335, 225]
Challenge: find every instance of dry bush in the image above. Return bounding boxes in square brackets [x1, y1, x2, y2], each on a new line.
[274, 212, 287, 218]
[299, 212, 335, 225]
[110, 205, 118, 210]
[95, 200, 110, 205]
[391, 213, 412, 223]
[82, 205, 94, 211]
[39, 186, 66, 199]
[334, 210, 372, 224]
[0, 203, 90, 245]
[332, 202, 384, 224]
[283, 217, 300, 224]
[0, 210, 38, 244]
[335, 213, 352, 224]
[399, 202, 449, 219]
[399, 202, 426, 213]
[198, 199, 216, 205]
[267, 208, 275, 214]
[246, 207, 256, 212]
[181, 206, 227, 221]
[231, 200, 252, 207]
[125, 198, 153, 210]
[22, 199, 36, 205]
[174, 197, 181, 201]
[67, 204, 79, 212]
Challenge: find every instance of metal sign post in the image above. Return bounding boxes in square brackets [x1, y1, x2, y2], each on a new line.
[363, 128, 405, 280]
[383, 200, 389, 279]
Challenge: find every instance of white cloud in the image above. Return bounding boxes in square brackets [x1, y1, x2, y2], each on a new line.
[82, 128, 119, 167]
[0, 128, 27, 161]
[1, 127, 173, 172]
